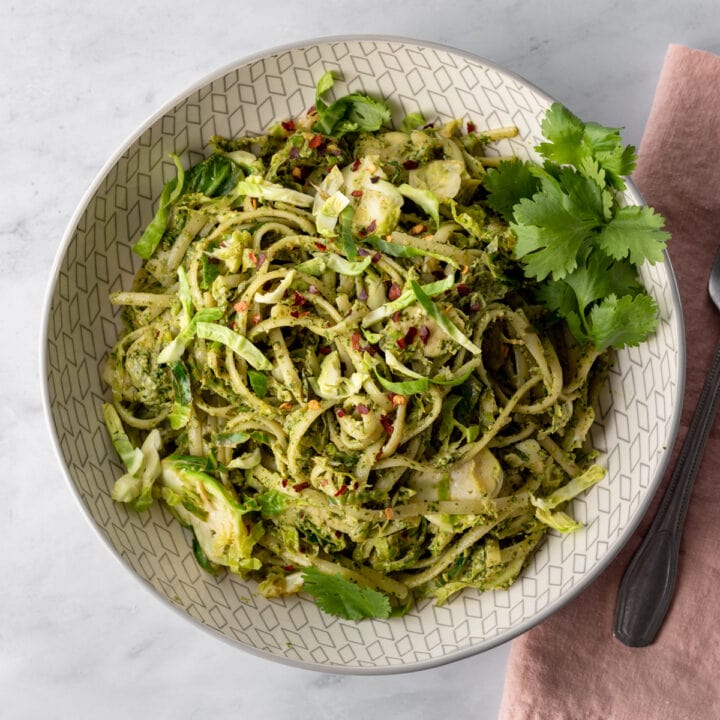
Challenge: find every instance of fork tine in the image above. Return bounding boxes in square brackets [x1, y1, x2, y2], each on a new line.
[707, 248, 720, 310]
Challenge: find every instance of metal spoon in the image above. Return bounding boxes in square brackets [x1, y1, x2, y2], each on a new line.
[613, 249, 720, 647]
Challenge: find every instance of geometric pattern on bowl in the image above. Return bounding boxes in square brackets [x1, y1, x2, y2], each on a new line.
[43, 37, 684, 672]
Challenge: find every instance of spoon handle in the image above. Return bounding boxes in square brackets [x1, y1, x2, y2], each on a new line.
[613, 337, 720, 647]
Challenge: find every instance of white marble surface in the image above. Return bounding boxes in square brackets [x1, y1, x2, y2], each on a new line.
[5, 1, 719, 717]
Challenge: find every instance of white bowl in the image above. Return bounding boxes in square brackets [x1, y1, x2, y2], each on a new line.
[42, 36, 684, 673]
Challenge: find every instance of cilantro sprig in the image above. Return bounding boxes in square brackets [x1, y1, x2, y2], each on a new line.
[301, 567, 391, 621]
[484, 102, 669, 351]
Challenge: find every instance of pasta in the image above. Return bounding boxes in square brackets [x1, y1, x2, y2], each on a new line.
[102, 84, 609, 615]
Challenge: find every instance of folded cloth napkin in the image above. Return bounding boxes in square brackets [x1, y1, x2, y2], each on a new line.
[498, 44, 720, 720]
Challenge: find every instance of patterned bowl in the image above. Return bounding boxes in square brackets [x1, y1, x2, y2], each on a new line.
[42, 37, 684, 672]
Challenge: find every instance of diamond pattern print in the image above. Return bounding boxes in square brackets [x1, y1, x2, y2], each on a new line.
[44, 39, 683, 672]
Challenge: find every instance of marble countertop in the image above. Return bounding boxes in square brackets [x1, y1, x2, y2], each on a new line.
[5, 1, 718, 717]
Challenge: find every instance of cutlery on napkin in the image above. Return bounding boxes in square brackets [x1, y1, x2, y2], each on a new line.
[498, 44, 720, 720]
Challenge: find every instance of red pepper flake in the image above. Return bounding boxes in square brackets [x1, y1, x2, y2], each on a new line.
[293, 481, 311, 492]
[375, 450, 383, 461]
[290, 310, 299, 318]
[456, 283, 470, 297]
[371, 252, 382, 264]
[293, 290, 307, 306]
[233, 301, 248, 313]
[384, 507, 395, 520]
[251, 314, 262, 325]
[388, 283, 402, 301]
[334, 530, 343, 538]
[392, 394, 407, 406]
[356, 404, 370, 415]
[353, 481, 359, 489]
[363, 344, 378, 356]
[336, 407, 346, 418]
[281, 119, 296, 132]
[392, 310, 402, 323]
[279, 402, 293, 410]
[308, 134, 323, 149]
[402, 159, 418, 170]
[396, 328, 417, 350]
[334, 484, 348, 497]
[352, 158, 361, 171]
[319, 345, 331, 355]
[351, 189, 363, 198]
[248, 250, 257, 265]
[370, 176, 380, 184]
[470, 302, 481, 313]
[283, 564, 295, 572]
[228, 321, 236, 330]
[281, 479, 288, 487]
[467, 121, 477, 133]
[351, 332, 361, 351]
[314, 241, 327, 251]
[419, 325, 431, 344]
[380, 414, 394, 435]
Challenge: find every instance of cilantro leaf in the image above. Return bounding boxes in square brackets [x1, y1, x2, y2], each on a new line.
[538, 249, 647, 346]
[511, 220, 583, 281]
[301, 567, 391, 621]
[564, 248, 642, 311]
[536, 103, 585, 165]
[536, 277, 579, 319]
[483, 158, 541, 222]
[597, 205, 670, 266]
[313, 71, 391, 138]
[552, 167, 606, 223]
[536, 102, 637, 190]
[586, 293, 659, 351]
[583, 122, 637, 189]
[511, 173, 602, 281]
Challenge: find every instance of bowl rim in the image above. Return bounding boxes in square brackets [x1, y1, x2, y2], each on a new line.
[40, 33, 687, 674]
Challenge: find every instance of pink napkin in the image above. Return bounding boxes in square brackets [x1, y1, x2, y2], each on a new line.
[498, 45, 720, 720]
